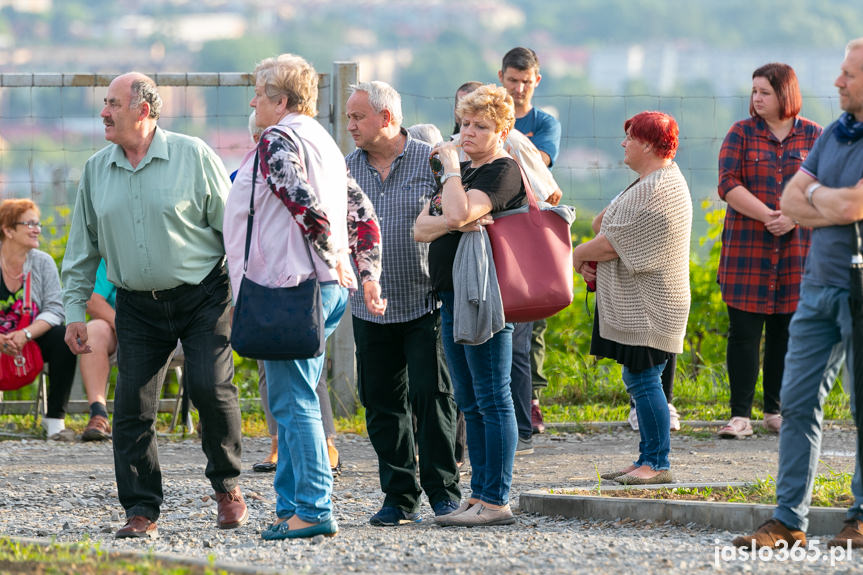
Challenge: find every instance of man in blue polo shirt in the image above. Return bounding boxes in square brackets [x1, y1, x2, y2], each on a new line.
[498, 47, 563, 440]
[732, 36, 863, 551]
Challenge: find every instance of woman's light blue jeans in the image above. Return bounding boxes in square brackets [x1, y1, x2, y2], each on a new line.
[623, 361, 670, 471]
[438, 291, 517, 506]
[263, 283, 347, 523]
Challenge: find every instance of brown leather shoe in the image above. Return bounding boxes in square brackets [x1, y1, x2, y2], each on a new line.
[214, 487, 248, 529]
[731, 518, 805, 549]
[81, 415, 111, 442]
[828, 519, 863, 548]
[115, 515, 158, 539]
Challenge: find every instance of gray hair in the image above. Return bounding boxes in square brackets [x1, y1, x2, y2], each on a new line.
[248, 110, 263, 140]
[351, 81, 403, 127]
[847, 37, 863, 56]
[407, 123, 443, 146]
[130, 77, 162, 120]
[254, 53, 318, 117]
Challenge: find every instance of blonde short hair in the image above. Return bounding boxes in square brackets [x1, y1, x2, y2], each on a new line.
[455, 84, 515, 134]
[254, 54, 318, 117]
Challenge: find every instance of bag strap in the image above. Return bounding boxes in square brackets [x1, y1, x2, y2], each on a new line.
[512, 159, 542, 226]
[242, 125, 317, 276]
[21, 272, 33, 322]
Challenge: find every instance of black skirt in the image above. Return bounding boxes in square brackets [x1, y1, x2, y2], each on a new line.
[589, 308, 672, 373]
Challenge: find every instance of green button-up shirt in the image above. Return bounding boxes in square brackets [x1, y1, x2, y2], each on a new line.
[61, 126, 230, 324]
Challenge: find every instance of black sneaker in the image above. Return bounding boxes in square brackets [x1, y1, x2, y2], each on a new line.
[369, 506, 420, 526]
[431, 499, 460, 517]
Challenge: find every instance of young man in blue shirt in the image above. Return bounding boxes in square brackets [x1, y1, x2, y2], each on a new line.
[498, 47, 563, 442]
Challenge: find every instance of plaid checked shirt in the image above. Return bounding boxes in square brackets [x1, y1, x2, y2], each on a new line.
[346, 129, 437, 324]
[717, 116, 822, 314]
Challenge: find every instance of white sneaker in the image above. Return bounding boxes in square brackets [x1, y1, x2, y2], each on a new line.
[41, 417, 65, 438]
[668, 403, 681, 431]
[627, 407, 639, 431]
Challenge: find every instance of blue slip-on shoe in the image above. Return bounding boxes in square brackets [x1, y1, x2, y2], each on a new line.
[431, 499, 460, 517]
[369, 506, 421, 526]
[261, 517, 338, 540]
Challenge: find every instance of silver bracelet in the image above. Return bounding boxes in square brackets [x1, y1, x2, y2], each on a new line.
[806, 182, 822, 206]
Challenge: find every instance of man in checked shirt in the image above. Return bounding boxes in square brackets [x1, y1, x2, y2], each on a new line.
[345, 81, 461, 526]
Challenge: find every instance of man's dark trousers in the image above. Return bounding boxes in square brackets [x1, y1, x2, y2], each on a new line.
[353, 311, 460, 512]
[113, 264, 242, 521]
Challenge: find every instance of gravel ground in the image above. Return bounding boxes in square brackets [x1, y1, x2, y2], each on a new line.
[1, 424, 862, 574]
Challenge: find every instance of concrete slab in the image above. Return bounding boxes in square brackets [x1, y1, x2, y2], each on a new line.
[519, 489, 847, 536]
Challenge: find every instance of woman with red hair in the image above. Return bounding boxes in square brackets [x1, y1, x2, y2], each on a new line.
[716, 63, 821, 439]
[573, 111, 692, 484]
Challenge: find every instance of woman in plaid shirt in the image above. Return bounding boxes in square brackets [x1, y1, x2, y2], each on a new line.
[717, 63, 822, 439]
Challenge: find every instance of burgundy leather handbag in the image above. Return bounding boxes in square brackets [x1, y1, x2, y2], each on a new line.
[0, 272, 45, 391]
[485, 165, 575, 323]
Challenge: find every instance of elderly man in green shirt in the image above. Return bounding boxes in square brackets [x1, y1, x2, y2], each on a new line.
[61, 72, 247, 540]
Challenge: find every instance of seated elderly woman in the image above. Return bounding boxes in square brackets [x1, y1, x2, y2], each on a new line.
[573, 111, 692, 485]
[223, 53, 383, 541]
[0, 199, 77, 439]
[415, 84, 525, 527]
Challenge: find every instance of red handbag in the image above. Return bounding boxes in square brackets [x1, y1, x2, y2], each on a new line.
[0, 272, 45, 391]
[486, 164, 575, 322]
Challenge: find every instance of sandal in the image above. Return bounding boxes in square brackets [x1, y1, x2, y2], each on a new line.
[718, 416, 753, 439]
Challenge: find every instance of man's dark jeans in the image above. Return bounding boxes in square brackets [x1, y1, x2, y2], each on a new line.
[113, 264, 241, 521]
[353, 312, 460, 512]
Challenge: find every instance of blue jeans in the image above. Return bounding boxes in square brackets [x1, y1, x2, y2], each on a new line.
[264, 283, 348, 524]
[773, 283, 861, 531]
[438, 291, 517, 506]
[622, 362, 670, 471]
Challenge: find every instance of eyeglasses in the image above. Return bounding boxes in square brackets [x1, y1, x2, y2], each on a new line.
[16, 221, 42, 230]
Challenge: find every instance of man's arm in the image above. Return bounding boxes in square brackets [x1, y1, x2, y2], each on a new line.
[200, 144, 231, 234]
[530, 112, 561, 167]
[780, 170, 850, 228]
[808, 177, 863, 226]
[61, 171, 103, 325]
[61, 171, 102, 355]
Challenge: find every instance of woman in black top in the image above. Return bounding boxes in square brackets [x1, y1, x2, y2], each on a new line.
[415, 84, 525, 527]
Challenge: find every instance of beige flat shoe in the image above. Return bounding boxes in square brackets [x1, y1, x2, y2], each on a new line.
[437, 503, 516, 527]
[614, 469, 673, 485]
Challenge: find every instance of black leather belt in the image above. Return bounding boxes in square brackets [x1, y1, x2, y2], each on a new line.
[122, 259, 225, 300]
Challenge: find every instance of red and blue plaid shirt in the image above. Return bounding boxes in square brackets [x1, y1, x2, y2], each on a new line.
[717, 116, 822, 314]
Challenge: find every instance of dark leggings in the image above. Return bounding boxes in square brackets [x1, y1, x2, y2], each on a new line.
[35, 324, 77, 419]
[726, 306, 791, 418]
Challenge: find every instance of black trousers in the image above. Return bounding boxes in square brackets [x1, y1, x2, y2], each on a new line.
[113, 264, 241, 521]
[35, 324, 77, 419]
[726, 305, 792, 418]
[353, 312, 460, 512]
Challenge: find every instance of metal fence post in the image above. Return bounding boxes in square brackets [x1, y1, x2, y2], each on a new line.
[328, 61, 359, 418]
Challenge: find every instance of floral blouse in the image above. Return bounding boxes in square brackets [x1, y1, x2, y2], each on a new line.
[258, 128, 382, 283]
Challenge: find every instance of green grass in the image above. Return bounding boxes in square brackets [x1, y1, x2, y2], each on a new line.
[569, 469, 853, 508]
[0, 408, 369, 440]
[0, 538, 234, 574]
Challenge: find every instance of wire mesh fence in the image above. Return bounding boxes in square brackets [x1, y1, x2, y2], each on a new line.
[1, 73, 843, 245]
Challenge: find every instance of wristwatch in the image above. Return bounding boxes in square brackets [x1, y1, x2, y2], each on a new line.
[23, 328, 32, 341]
[440, 172, 462, 186]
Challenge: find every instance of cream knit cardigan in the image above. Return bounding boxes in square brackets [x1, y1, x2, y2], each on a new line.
[597, 162, 692, 354]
